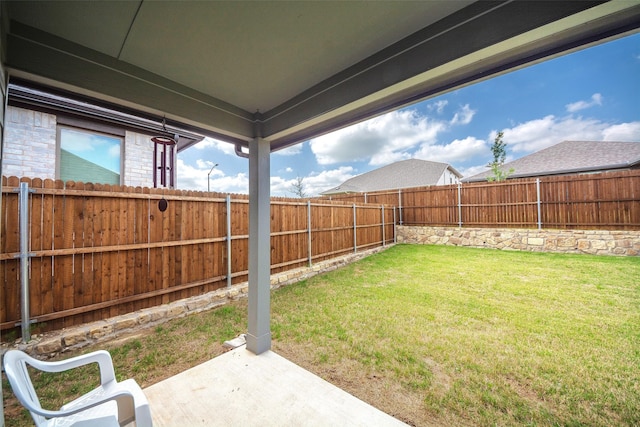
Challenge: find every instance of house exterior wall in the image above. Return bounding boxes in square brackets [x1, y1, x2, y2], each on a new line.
[124, 131, 155, 188]
[3, 106, 156, 187]
[3, 106, 57, 179]
[437, 168, 460, 185]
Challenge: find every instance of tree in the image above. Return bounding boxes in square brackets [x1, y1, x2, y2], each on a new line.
[487, 131, 514, 182]
[289, 176, 308, 198]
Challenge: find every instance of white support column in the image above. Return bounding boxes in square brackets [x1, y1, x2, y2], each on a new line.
[246, 137, 271, 355]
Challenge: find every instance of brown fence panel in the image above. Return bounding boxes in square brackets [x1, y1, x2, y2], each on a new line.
[540, 171, 640, 229]
[353, 170, 639, 230]
[460, 180, 538, 228]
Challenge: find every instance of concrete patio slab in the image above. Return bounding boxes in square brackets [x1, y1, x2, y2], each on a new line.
[144, 345, 407, 426]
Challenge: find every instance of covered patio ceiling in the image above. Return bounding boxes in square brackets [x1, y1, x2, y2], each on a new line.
[4, 1, 640, 152]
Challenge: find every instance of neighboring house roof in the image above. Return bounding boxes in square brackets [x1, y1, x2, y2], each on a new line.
[463, 140, 640, 182]
[321, 159, 462, 195]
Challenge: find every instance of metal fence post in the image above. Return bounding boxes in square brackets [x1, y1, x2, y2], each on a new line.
[381, 205, 385, 247]
[457, 183, 463, 228]
[398, 189, 403, 225]
[226, 194, 232, 288]
[536, 178, 542, 230]
[19, 182, 31, 342]
[393, 207, 397, 243]
[353, 203, 357, 253]
[307, 200, 312, 267]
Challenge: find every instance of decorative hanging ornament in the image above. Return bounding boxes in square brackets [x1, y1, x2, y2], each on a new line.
[152, 117, 177, 188]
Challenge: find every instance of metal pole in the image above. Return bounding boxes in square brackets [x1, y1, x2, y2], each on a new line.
[536, 178, 542, 230]
[307, 200, 312, 267]
[19, 182, 31, 342]
[381, 205, 385, 247]
[208, 163, 218, 192]
[226, 194, 232, 288]
[398, 189, 403, 225]
[393, 207, 397, 244]
[353, 203, 357, 253]
[457, 183, 463, 228]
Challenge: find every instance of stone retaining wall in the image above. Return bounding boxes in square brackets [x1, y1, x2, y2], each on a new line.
[3, 245, 391, 357]
[397, 226, 639, 256]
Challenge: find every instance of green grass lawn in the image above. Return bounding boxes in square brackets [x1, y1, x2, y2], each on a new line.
[4, 245, 639, 426]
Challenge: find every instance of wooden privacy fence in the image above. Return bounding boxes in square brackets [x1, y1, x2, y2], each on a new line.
[1, 176, 395, 337]
[326, 170, 640, 230]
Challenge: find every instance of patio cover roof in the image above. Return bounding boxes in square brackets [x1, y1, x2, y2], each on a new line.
[4, 1, 640, 153]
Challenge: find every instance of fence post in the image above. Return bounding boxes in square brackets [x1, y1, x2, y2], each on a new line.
[353, 203, 357, 253]
[307, 200, 312, 267]
[226, 194, 232, 288]
[457, 183, 463, 228]
[364, 192, 367, 204]
[536, 178, 542, 230]
[19, 182, 31, 342]
[393, 208, 397, 243]
[398, 189, 403, 225]
[381, 205, 385, 247]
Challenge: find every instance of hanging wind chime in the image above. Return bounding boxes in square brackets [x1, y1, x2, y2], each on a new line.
[152, 117, 177, 189]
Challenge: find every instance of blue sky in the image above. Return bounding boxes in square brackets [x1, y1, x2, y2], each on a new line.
[177, 32, 640, 196]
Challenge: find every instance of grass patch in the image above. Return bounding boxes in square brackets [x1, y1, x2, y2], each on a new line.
[3, 245, 639, 426]
[271, 245, 639, 426]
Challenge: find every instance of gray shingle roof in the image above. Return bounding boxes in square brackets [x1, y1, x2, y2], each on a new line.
[321, 159, 462, 195]
[463, 140, 640, 182]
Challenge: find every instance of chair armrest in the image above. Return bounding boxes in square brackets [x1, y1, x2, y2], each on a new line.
[16, 385, 135, 420]
[25, 349, 117, 385]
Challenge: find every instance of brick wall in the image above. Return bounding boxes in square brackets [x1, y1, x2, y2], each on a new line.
[124, 131, 154, 188]
[397, 226, 640, 256]
[3, 106, 57, 179]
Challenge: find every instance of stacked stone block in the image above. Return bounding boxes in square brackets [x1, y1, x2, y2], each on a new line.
[397, 226, 639, 256]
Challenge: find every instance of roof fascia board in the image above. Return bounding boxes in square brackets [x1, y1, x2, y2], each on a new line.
[265, 1, 640, 149]
[5, 20, 255, 144]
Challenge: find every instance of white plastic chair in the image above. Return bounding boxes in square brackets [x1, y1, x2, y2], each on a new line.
[3, 349, 152, 427]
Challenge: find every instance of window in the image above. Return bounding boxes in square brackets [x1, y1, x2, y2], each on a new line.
[57, 124, 123, 185]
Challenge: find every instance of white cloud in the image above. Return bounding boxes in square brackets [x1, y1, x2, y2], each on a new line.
[449, 104, 476, 125]
[270, 166, 356, 197]
[427, 99, 448, 114]
[458, 164, 488, 179]
[193, 137, 237, 156]
[303, 167, 356, 196]
[273, 144, 302, 156]
[500, 115, 609, 153]
[285, 167, 293, 173]
[602, 121, 640, 141]
[565, 93, 603, 113]
[176, 158, 248, 193]
[195, 159, 222, 172]
[415, 136, 488, 164]
[108, 144, 120, 158]
[309, 109, 447, 166]
[494, 116, 640, 157]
